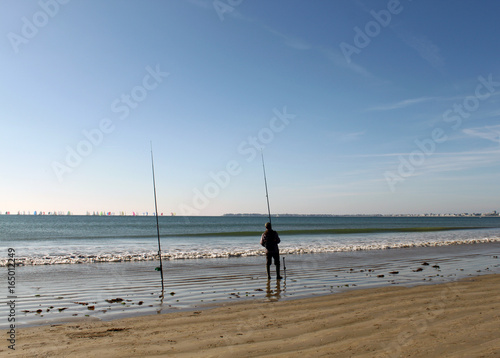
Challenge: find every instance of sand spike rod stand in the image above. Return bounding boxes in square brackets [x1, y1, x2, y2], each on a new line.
[150, 142, 165, 299]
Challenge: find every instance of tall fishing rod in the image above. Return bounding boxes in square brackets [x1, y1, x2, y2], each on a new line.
[150, 142, 164, 299]
[261, 149, 286, 279]
[261, 149, 272, 226]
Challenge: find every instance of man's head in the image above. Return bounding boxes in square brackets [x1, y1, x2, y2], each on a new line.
[265, 222, 272, 230]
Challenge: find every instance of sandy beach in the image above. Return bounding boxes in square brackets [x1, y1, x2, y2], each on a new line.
[3, 273, 500, 357]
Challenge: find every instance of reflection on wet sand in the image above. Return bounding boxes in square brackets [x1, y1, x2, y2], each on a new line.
[266, 279, 282, 301]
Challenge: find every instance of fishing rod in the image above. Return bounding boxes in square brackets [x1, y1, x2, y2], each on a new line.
[150, 142, 165, 299]
[261, 150, 286, 278]
[260, 149, 272, 226]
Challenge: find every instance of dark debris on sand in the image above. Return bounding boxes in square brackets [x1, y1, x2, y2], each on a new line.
[106, 298, 124, 304]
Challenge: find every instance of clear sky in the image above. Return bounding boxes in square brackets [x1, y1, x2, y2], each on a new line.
[1, 0, 499, 216]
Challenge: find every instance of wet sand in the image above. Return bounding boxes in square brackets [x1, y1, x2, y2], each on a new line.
[3, 273, 500, 357]
[2, 242, 500, 329]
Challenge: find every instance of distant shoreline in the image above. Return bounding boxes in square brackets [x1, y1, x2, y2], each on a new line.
[1, 212, 499, 217]
[223, 212, 500, 218]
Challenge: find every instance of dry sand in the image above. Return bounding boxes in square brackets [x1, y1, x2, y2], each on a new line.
[3, 274, 500, 357]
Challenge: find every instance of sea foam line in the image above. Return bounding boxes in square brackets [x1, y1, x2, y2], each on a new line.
[1, 237, 500, 266]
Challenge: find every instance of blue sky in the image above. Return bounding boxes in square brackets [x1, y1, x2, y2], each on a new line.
[1, 0, 499, 215]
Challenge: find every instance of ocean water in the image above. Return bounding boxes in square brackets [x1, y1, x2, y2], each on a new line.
[1, 215, 500, 266]
[2, 215, 500, 329]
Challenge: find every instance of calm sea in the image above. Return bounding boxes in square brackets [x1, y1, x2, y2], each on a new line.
[1, 215, 500, 328]
[1, 215, 500, 265]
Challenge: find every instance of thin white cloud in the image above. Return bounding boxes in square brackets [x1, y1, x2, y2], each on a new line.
[185, 0, 246, 20]
[289, 147, 500, 199]
[386, 148, 500, 179]
[188, 1, 379, 78]
[319, 46, 373, 78]
[184, 0, 211, 9]
[403, 154, 498, 183]
[366, 92, 479, 112]
[262, 29, 373, 78]
[263, 26, 311, 51]
[340, 148, 500, 183]
[367, 97, 438, 111]
[284, 37, 311, 51]
[401, 34, 445, 69]
[187, 0, 374, 78]
[473, 107, 500, 120]
[463, 125, 500, 144]
[345, 148, 500, 159]
[328, 130, 366, 142]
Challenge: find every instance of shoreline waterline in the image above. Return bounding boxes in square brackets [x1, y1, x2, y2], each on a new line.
[2, 241, 499, 330]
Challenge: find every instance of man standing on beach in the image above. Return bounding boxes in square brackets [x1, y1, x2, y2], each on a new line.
[260, 222, 282, 280]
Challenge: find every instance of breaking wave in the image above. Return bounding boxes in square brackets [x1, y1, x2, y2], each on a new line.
[2, 236, 500, 266]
